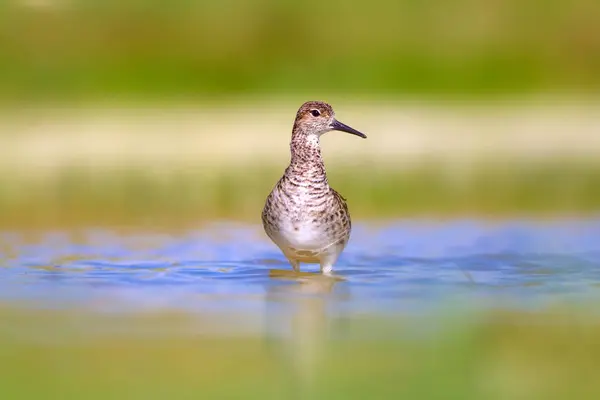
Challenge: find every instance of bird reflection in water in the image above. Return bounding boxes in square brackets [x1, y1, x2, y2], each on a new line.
[265, 269, 346, 397]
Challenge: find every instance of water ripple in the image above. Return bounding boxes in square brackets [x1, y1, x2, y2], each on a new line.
[1, 219, 599, 314]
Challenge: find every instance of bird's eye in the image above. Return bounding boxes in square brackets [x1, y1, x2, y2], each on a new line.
[310, 109, 321, 117]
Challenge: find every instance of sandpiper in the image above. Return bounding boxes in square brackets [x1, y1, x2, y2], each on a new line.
[262, 101, 367, 275]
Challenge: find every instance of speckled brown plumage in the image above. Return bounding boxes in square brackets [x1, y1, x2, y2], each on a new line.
[262, 101, 367, 274]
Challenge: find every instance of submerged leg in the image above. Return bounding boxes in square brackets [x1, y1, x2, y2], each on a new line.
[320, 262, 333, 275]
[319, 253, 338, 276]
[288, 257, 300, 272]
[319, 242, 345, 275]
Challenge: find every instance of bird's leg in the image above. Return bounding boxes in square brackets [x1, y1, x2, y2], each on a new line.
[288, 257, 300, 272]
[319, 242, 344, 276]
[319, 253, 338, 276]
[320, 262, 333, 276]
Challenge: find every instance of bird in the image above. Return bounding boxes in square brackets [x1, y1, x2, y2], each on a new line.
[262, 101, 367, 275]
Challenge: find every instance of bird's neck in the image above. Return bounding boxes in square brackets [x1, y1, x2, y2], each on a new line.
[286, 133, 329, 185]
[290, 133, 322, 162]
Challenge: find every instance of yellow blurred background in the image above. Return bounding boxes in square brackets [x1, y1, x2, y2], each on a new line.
[1, 0, 599, 228]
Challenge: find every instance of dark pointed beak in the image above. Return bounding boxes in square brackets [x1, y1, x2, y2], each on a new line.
[330, 119, 367, 138]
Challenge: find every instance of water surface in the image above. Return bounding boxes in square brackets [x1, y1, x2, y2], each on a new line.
[2, 219, 599, 320]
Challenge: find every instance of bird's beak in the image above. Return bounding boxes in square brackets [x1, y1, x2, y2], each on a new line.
[330, 119, 367, 138]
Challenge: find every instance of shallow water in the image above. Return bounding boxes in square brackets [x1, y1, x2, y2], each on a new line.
[2, 218, 599, 322]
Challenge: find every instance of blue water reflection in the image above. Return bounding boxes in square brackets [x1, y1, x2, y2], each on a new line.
[1, 219, 599, 315]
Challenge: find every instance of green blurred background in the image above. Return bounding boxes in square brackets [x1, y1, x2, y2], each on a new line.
[1, 306, 599, 400]
[1, 0, 599, 100]
[1, 0, 599, 228]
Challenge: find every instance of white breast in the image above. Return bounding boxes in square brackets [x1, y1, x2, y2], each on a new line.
[274, 216, 328, 251]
